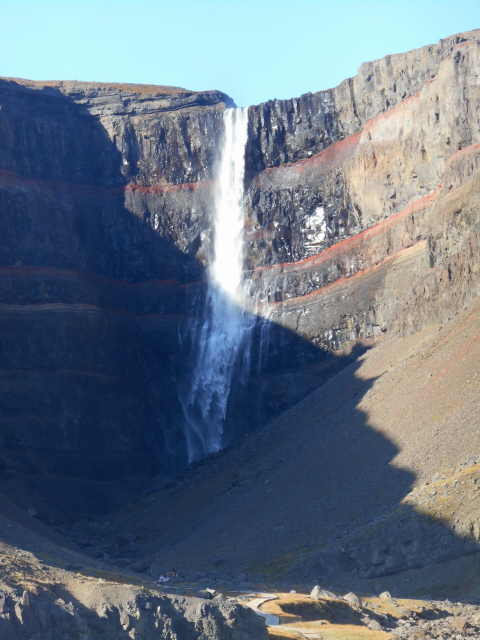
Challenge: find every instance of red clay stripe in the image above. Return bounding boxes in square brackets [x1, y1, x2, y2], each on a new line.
[0, 168, 208, 196]
[252, 188, 440, 275]
[267, 241, 427, 309]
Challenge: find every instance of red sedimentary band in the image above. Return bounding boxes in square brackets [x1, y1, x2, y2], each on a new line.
[268, 241, 427, 309]
[360, 79, 437, 135]
[0, 168, 208, 196]
[260, 131, 362, 177]
[125, 180, 210, 194]
[256, 67, 459, 181]
[253, 187, 441, 276]
[0, 265, 184, 289]
[446, 142, 480, 165]
[256, 88, 429, 179]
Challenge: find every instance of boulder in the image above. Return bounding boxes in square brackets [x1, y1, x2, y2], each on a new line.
[343, 592, 362, 609]
[310, 585, 337, 600]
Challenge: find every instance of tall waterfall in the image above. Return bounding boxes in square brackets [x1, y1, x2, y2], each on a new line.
[182, 107, 252, 463]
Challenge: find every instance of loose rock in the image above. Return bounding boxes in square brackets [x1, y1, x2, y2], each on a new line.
[310, 585, 336, 600]
[343, 592, 362, 609]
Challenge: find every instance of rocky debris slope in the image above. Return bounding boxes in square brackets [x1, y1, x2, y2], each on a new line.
[281, 459, 480, 603]
[0, 585, 264, 640]
[87, 299, 480, 599]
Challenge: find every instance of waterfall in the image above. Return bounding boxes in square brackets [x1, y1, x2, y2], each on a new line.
[181, 107, 252, 463]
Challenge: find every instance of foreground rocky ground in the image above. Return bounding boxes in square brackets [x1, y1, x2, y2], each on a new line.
[1, 299, 480, 638]
[0, 498, 265, 638]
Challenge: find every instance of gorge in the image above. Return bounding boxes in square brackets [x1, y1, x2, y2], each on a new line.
[1, 28, 480, 639]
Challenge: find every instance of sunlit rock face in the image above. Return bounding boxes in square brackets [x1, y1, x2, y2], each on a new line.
[244, 30, 480, 350]
[2, 30, 480, 490]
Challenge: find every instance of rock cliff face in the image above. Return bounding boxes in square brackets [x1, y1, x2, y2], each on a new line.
[2, 30, 480, 501]
[244, 30, 480, 351]
[0, 79, 232, 507]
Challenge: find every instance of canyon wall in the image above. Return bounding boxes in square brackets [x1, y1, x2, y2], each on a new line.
[244, 30, 480, 350]
[1, 30, 480, 501]
[0, 79, 231, 507]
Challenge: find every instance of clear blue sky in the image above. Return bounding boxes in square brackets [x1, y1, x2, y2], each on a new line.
[2, 0, 480, 106]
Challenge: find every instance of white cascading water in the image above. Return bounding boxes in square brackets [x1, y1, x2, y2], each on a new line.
[182, 107, 252, 463]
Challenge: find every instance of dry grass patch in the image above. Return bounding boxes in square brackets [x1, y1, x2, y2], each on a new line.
[363, 596, 428, 619]
[261, 593, 364, 625]
[268, 622, 392, 639]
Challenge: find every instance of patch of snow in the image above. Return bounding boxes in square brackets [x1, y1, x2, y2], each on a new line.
[305, 207, 328, 246]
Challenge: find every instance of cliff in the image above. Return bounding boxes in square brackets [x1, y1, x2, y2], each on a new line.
[3, 30, 480, 638]
[2, 30, 480, 505]
[0, 78, 231, 511]
[245, 30, 480, 351]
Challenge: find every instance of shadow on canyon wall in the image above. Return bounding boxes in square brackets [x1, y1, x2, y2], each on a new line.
[0, 80, 478, 598]
[0, 78, 200, 517]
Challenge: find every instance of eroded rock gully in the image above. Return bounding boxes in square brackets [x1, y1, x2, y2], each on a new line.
[1, 30, 480, 639]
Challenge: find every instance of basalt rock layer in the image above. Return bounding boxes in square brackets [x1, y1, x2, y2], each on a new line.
[2, 30, 480, 500]
[244, 30, 480, 351]
[0, 78, 231, 511]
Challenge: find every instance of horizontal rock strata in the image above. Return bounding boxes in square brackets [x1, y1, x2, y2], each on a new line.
[0, 78, 230, 496]
[245, 30, 480, 350]
[2, 30, 480, 489]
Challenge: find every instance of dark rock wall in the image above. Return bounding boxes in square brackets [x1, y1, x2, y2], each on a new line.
[2, 30, 480, 497]
[0, 79, 231, 498]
